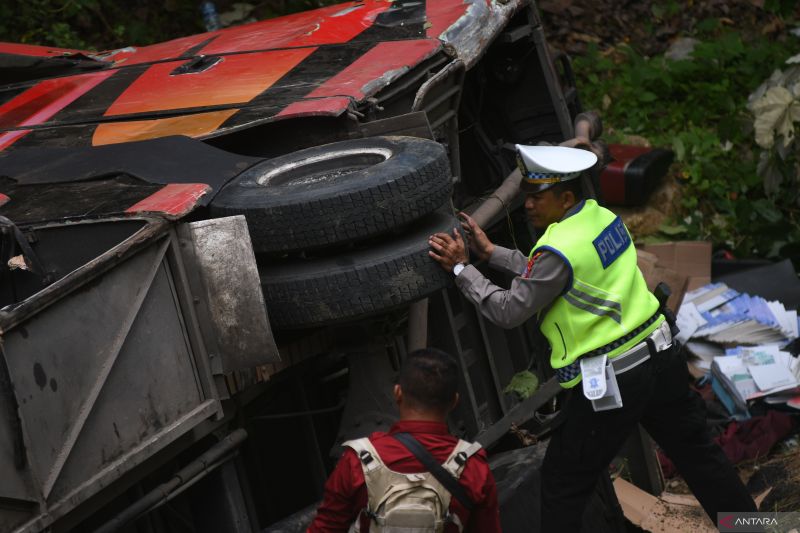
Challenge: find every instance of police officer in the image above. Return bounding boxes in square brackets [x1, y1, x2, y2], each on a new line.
[428, 145, 756, 532]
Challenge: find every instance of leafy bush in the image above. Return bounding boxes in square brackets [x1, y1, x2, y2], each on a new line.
[0, 0, 205, 51]
[573, 24, 800, 264]
[0, 1, 343, 51]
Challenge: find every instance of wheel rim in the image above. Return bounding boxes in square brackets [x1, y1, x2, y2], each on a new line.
[255, 147, 393, 187]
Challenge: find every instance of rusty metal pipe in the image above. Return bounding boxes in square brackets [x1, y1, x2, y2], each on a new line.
[560, 112, 608, 202]
[573, 111, 602, 142]
[466, 113, 606, 229]
[468, 169, 523, 229]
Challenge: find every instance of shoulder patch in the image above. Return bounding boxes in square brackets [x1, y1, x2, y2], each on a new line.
[593, 216, 631, 269]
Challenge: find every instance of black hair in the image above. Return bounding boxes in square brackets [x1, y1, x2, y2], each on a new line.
[398, 348, 459, 412]
[549, 178, 584, 201]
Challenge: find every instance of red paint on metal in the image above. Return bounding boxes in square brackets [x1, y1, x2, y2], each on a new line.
[97, 0, 387, 67]
[0, 43, 90, 57]
[0, 70, 114, 129]
[0, 130, 32, 151]
[277, 96, 351, 118]
[108, 34, 218, 66]
[104, 49, 315, 116]
[203, 1, 389, 54]
[0, 0, 471, 148]
[0, 193, 10, 208]
[426, 0, 475, 38]
[125, 183, 210, 217]
[303, 40, 440, 100]
[0, 70, 114, 151]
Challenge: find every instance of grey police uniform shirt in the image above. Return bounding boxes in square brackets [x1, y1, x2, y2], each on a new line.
[454, 246, 569, 328]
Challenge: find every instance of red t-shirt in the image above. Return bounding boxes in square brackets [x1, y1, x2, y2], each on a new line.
[308, 420, 500, 533]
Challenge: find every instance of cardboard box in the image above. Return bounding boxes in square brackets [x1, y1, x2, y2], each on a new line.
[640, 241, 711, 276]
[637, 250, 688, 312]
[651, 265, 688, 312]
[636, 249, 659, 282]
[686, 275, 711, 292]
[641, 241, 711, 279]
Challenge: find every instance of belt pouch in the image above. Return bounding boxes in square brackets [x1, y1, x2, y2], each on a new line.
[591, 361, 623, 412]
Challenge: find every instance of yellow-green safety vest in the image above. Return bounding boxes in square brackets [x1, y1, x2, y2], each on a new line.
[531, 199, 663, 389]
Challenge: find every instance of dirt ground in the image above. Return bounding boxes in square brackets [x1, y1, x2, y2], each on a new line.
[668, 444, 800, 509]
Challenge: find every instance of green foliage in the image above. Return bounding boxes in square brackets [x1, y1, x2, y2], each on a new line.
[0, 1, 345, 51]
[0, 0, 206, 50]
[503, 371, 539, 400]
[764, 0, 798, 17]
[573, 25, 800, 263]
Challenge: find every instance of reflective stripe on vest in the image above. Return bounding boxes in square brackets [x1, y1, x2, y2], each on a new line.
[532, 200, 662, 389]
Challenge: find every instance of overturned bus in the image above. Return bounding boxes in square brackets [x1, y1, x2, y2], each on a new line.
[0, 1, 652, 531]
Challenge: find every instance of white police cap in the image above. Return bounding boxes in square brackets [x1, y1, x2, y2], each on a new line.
[515, 144, 598, 193]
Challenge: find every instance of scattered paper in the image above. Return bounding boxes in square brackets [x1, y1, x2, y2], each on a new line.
[676, 302, 706, 344]
[748, 362, 797, 393]
[682, 283, 799, 346]
[712, 345, 800, 411]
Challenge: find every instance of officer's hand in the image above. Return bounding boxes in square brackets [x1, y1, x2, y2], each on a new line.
[459, 212, 494, 261]
[428, 228, 468, 272]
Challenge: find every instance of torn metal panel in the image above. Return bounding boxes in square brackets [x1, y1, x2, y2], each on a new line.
[275, 95, 352, 119]
[0, 43, 94, 58]
[291, 40, 442, 102]
[125, 183, 211, 219]
[438, 0, 523, 69]
[178, 215, 279, 374]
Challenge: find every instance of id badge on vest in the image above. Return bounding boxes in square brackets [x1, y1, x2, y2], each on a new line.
[580, 355, 623, 411]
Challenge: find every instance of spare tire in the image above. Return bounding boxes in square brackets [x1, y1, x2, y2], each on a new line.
[210, 136, 452, 253]
[260, 209, 457, 329]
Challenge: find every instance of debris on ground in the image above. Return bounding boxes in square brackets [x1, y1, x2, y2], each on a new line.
[745, 446, 800, 512]
[658, 411, 795, 478]
[633, 240, 800, 517]
[613, 478, 715, 533]
[677, 277, 800, 415]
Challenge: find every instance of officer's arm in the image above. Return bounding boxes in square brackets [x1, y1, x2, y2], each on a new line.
[455, 252, 568, 329]
[487, 245, 529, 276]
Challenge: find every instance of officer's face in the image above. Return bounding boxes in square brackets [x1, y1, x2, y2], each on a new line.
[524, 189, 572, 229]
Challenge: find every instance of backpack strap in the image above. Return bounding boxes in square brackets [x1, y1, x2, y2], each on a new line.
[392, 433, 475, 512]
[343, 437, 396, 525]
[343, 437, 384, 474]
[442, 440, 482, 478]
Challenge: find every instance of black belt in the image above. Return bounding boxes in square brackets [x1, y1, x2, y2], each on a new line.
[555, 312, 663, 384]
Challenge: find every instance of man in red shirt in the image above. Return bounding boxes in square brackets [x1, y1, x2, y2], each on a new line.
[308, 348, 501, 532]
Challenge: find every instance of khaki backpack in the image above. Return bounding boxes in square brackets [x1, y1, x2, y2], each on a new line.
[343, 437, 482, 533]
